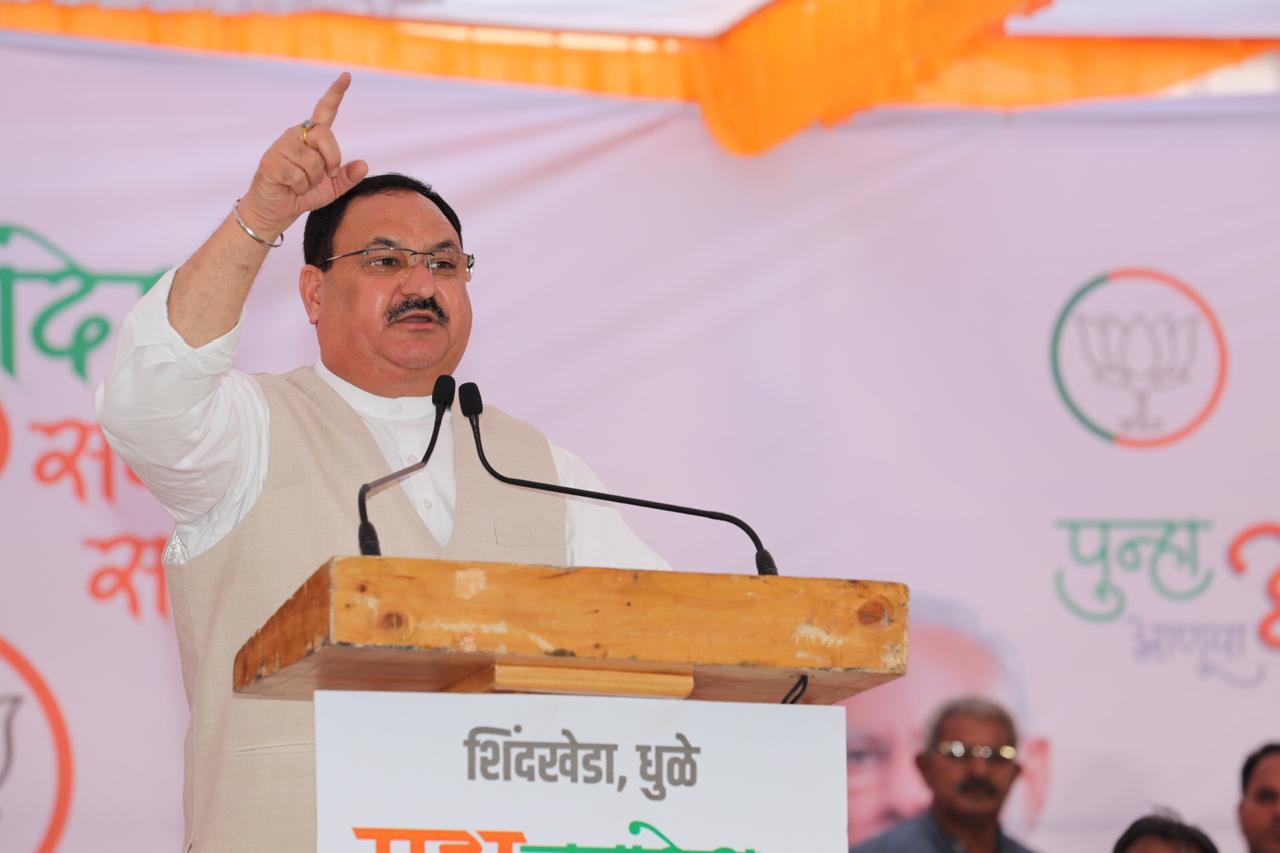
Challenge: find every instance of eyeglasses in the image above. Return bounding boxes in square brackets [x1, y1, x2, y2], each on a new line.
[936, 740, 1017, 763]
[321, 246, 476, 280]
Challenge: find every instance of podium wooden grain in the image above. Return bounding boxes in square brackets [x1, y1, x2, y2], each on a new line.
[234, 556, 908, 705]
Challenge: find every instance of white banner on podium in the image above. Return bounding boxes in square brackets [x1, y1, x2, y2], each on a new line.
[315, 690, 846, 852]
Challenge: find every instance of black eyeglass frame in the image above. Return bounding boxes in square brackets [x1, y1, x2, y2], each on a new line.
[318, 246, 477, 275]
[935, 739, 1018, 762]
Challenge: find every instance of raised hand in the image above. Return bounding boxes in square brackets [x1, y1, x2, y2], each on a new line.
[167, 72, 372, 347]
[238, 72, 370, 239]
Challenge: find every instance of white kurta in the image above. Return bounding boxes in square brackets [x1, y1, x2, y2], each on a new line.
[94, 268, 668, 570]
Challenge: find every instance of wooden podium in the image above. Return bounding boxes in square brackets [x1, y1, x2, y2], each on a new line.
[234, 556, 908, 705]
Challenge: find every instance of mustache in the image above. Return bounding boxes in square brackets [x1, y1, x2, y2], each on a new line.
[957, 777, 999, 797]
[386, 295, 448, 325]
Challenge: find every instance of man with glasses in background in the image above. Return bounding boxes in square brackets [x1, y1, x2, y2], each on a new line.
[852, 696, 1039, 853]
[95, 73, 664, 851]
[1239, 743, 1280, 853]
[843, 616, 1051, 848]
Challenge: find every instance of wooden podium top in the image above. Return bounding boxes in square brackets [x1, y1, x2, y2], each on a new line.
[234, 557, 908, 705]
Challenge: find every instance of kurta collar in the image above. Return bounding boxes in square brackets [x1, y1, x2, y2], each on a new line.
[312, 361, 436, 420]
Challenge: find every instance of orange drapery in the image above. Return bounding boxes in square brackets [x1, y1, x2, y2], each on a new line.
[2, 0, 1274, 154]
[917, 33, 1279, 108]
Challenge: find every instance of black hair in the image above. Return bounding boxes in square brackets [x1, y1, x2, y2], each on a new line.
[1243, 743, 1280, 794]
[1113, 813, 1218, 853]
[303, 173, 463, 268]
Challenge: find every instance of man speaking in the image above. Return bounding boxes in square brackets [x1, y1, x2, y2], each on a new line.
[95, 73, 665, 851]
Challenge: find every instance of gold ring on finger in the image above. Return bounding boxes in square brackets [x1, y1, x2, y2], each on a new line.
[300, 118, 316, 145]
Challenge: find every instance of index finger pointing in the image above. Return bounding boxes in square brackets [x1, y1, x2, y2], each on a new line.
[310, 71, 352, 127]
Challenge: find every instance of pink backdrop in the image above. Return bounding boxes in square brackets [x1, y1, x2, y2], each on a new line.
[1, 31, 1278, 852]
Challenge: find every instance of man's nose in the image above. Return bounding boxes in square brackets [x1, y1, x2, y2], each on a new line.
[400, 260, 438, 296]
[965, 756, 996, 777]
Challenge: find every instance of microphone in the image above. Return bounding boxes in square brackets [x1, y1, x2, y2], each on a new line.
[356, 374, 456, 556]
[456, 382, 779, 576]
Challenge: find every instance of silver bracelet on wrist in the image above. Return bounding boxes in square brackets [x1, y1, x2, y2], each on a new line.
[231, 199, 284, 248]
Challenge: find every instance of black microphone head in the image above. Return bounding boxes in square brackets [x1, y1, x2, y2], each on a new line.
[433, 374, 456, 409]
[458, 382, 484, 418]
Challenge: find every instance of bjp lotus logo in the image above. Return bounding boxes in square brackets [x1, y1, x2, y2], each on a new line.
[0, 635, 72, 851]
[1051, 269, 1228, 448]
[0, 694, 20, 806]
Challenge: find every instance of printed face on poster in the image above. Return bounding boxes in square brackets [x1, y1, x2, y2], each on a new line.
[315, 691, 847, 852]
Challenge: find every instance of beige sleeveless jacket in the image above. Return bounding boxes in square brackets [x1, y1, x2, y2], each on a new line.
[166, 368, 566, 851]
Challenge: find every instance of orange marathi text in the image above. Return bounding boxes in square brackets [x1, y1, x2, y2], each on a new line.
[31, 418, 142, 504]
[352, 828, 527, 853]
[83, 534, 168, 619]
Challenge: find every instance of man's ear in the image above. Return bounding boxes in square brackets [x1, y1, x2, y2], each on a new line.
[299, 265, 324, 325]
[1015, 736, 1051, 829]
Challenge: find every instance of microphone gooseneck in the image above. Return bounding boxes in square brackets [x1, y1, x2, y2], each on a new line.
[456, 382, 779, 576]
[356, 374, 456, 556]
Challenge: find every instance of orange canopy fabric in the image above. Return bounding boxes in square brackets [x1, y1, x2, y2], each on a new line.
[1, 0, 1274, 154]
[916, 33, 1280, 108]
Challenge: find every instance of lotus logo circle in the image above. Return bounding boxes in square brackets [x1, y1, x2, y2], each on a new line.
[1051, 268, 1228, 448]
[0, 635, 73, 851]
